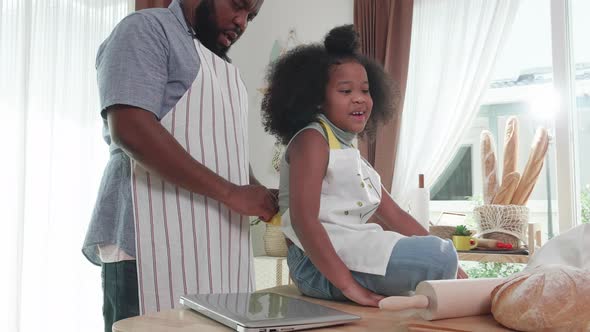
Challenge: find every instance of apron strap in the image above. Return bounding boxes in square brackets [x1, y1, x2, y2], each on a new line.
[318, 119, 342, 150]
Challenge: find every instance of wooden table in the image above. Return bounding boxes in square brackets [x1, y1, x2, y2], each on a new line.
[456, 221, 543, 264]
[113, 285, 514, 332]
[458, 252, 529, 264]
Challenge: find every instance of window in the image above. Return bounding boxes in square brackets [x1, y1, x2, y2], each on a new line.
[572, 0, 590, 224]
[431, 0, 558, 238]
[434, 0, 588, 234]
[431, 146, 473, 200]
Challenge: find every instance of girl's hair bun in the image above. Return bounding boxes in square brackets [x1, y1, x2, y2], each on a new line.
[324, 24, 360, 55]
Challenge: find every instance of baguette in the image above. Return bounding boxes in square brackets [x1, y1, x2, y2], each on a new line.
[502, 116, 519, 184]
[510, 128, 549, 205]
[492, 171, 520, 205]
[481, 131, 499, 204]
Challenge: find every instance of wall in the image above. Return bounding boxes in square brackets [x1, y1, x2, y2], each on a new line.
[229, 0, 354, 255]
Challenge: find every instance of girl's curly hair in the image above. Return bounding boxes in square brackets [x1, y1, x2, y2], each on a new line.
[261, 24, 398, 146]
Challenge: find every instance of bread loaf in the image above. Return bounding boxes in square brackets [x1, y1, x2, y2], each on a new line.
[491, 265, 590, 331]
[502, 116, 519, 184]
[511, 128, 549, 205]
[491, 171, 520, 205]
[480, 131, 499, 204]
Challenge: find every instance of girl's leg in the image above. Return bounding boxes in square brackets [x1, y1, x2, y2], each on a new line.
[286, 244, 347, 300]
[287, 236, 458, 300]
[335, 236, 459, 297]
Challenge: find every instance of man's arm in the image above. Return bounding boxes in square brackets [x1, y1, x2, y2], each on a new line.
[289, 129, 383, 307]
[108, 105, 276, 221]
[249, 165, 279, 215]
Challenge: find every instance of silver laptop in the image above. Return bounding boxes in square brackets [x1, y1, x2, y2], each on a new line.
[179, 292, 360, 332]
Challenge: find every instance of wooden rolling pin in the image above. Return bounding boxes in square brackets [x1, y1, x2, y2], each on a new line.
[379, 278, 505, 320]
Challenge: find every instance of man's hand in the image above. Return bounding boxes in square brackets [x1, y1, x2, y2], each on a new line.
[457, 266, 469, 279]
[224, 184, 278, 221]
[340, 283, 384, 307]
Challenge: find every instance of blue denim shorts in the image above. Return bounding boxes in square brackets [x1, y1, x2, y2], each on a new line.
[287, 235, 458, 300]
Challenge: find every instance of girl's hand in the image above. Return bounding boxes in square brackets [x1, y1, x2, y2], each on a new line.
[340, 283, 384, 307]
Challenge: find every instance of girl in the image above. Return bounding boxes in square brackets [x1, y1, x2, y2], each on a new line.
[261, 25, 463, 308]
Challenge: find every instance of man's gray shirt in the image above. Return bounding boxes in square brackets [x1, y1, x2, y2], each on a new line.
[83, 0, 201, 265]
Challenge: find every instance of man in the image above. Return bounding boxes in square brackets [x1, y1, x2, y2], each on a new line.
[82, 0, 273, 331]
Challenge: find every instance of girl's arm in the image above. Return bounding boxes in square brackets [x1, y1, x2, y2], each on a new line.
[288, 129, 383, 307]
[373, 186, 429, 236]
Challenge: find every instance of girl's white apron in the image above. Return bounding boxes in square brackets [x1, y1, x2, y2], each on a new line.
[281, 121, 404, 276]
[131, 39, 253, 314]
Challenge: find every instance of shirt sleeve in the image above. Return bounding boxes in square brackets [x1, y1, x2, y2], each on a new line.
[96, 12, 169, 119]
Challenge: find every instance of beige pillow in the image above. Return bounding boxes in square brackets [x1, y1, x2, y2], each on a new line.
[491, 264, 590, 331]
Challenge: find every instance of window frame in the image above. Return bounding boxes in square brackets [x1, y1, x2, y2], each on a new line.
[550, 0, 581, 232]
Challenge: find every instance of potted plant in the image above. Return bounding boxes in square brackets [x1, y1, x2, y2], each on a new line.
[452, 225, 477, 251]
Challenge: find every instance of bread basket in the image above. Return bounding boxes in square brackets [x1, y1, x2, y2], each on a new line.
[474, 204, 529, 248]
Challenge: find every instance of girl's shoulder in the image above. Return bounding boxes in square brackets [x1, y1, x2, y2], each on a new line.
[288, 122, 328, 147]
[284, 122, 329, 164]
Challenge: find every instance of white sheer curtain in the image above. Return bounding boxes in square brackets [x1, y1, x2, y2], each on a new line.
[1, 1, 133, 331]
[391, 0, 521, 208]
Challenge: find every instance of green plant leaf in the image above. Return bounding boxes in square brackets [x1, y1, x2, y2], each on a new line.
[453, 225, 471, 236]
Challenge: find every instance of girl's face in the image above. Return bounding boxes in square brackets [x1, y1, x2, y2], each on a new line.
[322, 61, 373, 134]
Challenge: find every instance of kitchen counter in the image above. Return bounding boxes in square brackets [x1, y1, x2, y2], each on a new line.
[113, 284, 513, 332]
